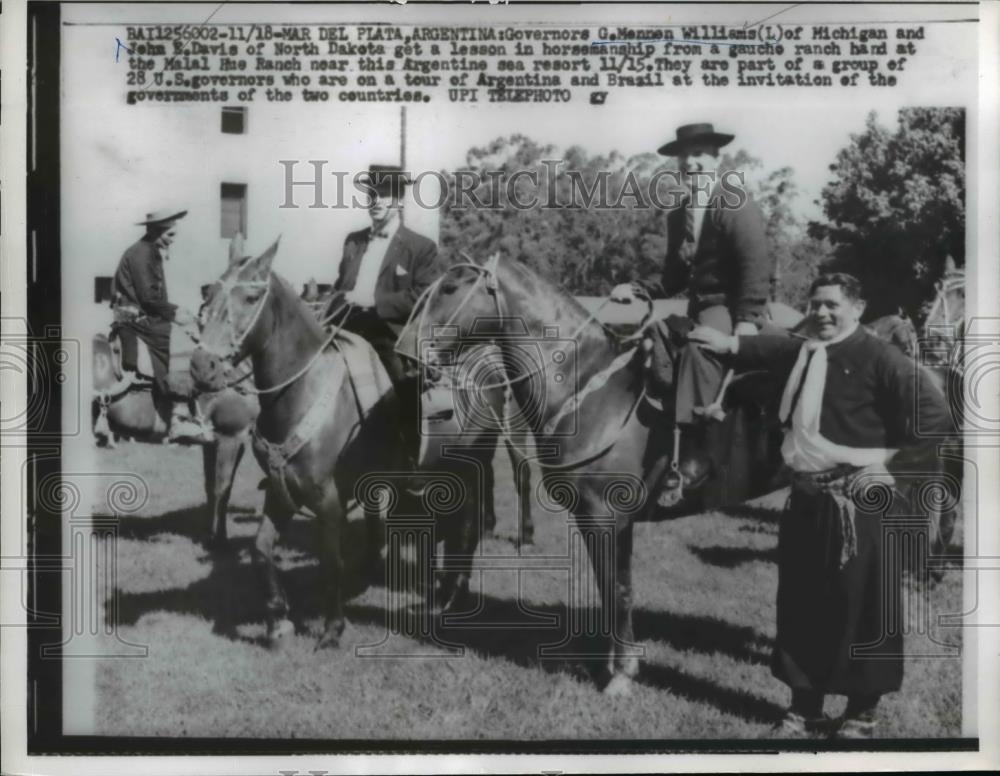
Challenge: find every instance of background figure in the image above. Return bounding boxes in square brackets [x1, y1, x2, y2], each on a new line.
[110, 207, 205, 441]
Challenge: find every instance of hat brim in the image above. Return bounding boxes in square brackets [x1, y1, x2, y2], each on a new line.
[657, 133, 734, 156]
[136, 209, 188, 226]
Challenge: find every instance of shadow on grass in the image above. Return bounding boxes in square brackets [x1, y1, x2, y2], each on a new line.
[108, 521, 780, 724]
[687, 544, 778, 568]
[714, 503, 782, 524]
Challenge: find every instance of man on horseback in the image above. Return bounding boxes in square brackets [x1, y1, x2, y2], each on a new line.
[612, 123, 774, 493]
[110, 208, 208, 442]
[329, 164, 440, 473]
[690, 272, 952, 738]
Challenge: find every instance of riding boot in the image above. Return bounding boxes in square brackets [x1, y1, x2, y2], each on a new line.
[167, 402, 215, 444]
[658, 423, 713, 507]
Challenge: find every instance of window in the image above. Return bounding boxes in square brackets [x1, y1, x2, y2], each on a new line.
[220, 183, 247, 239]
[221, 106, 247, 134]
[94, 276, 113, 303]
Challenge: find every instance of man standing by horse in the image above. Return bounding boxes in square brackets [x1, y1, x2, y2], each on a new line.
[329, 164, 440, 473]
[691, 272, 952, 738]
[612, 123, 775, 494]
[111, 208, 208, 442]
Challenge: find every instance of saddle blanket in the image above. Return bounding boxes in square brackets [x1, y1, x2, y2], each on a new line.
[334, 329, 394, 416]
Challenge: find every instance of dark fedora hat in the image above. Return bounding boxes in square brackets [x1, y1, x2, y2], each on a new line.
[657, 123, 735, 156]
[361, 164, 412, 198]
[136, 208, 187, 227]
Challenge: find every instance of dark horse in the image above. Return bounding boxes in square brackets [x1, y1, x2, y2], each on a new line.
[191, 240, 498, 649]
[398, 255, 787, 694]
[92, 332, 258, 548]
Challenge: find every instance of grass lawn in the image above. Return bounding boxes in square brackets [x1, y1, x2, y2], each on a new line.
[89, 439, 964, 742]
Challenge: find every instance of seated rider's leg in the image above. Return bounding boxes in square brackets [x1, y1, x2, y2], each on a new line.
[675, 304, 732, 424]
[117, 327, 140, 374]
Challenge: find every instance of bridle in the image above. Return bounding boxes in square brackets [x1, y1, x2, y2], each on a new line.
[198, 272, 273, 363]
[399, 253, 651, 470]
[400, 253, 653, 392]
[924, 272, 965, 374]
[198, 271, 351, 396]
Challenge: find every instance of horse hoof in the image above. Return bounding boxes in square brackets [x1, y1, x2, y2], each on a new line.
[603, 673, 634, 697]
[267, 618, 295, 650]
[204, 534, 229, 553]
[315, 619, 346, 650]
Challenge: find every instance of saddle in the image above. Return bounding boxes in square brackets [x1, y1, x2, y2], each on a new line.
[642, 303, 801, 416]
[106, 328, 156, 382]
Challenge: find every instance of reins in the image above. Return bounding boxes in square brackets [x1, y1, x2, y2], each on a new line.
[199, 272, 355, 396]
[402, 254, 652, 470]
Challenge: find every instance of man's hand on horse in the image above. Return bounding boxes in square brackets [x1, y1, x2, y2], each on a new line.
[344, 289, 375, 309]
[610, 283, 641, 304]
[173, 307, 195, 327]
[688, 325, 739, 354]
[733, 321, 758, 337]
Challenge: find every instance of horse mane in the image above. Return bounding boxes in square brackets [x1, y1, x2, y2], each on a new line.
[269, 271, 326, 339]
[499, 259, 614, 349]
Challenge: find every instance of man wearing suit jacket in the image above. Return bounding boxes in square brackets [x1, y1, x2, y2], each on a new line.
[612, 124, 774, 496]
[617, 123, 774, 419]
[331, 164, 440, 467]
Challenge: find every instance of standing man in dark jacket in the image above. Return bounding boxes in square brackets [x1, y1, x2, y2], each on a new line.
[330, 164, 440, 469]
[691, 273, 953, 738]
[111, 208, 206, 442]
[614, 123, 774, 420]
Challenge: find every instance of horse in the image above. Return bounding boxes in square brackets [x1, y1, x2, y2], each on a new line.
[191, 239, 497, 649]
[397, 254, 788, 694]
[421, 353, 534, 546]
[919, 265, 965, 565]
[92, 331, 259, 548]
[311, 287, 535, 547]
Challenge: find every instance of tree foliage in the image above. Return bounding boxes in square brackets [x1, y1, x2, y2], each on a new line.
[439, 134, 822, 307]
[809, 108, 965, 320]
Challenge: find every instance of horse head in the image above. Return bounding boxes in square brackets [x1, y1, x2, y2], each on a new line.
[92, 333, 122, 391]
[397, 258, 504, 369]
[192, 237, 280, 390]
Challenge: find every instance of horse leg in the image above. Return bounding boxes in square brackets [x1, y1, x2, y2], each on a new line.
[210, 435, 246, 548]
[316, 483, 349, 650]
[506, 434, 534, 546]
[439, 475, 482, 615]
[202, 441, 219, 544]
[578, 513, 637, 695]
[482, 434, 499, 538]
[253, 488, 296, 648]
[606, 520, 638, 694]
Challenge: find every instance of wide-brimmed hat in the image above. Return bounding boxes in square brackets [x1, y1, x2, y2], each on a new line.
[136, 208, 188, 226]
[657, 123, 734, 156]
[361, 164, 411, 198]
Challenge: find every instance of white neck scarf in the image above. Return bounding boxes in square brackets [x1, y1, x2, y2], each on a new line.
[778, 324, 896, 472]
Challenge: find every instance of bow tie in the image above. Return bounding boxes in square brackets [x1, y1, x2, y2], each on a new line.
[371, 227, 391, 240]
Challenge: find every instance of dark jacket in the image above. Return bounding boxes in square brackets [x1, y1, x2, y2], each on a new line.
[111, 237, 177, 323]
[334, 224, 439, 334]
[660, 186, 773, 327]
[734, 327, 954, 456]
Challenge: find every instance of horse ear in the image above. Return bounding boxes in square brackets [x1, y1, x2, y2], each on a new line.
[228, 232, 246, 267]
[246, 236, 281, 280]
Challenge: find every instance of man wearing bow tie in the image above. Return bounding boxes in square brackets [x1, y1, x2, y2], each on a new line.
[331, 164, 440, 467]
[691, 273, 952, 739]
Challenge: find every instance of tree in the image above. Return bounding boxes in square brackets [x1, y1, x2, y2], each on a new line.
[439, 135, 813, 304]
[809, 108, 965, 320]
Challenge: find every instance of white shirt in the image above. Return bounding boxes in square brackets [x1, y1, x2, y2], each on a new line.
[777, 323, 896, 472]
[351, 216, 400, 307]
[688, 184, 709, 250]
